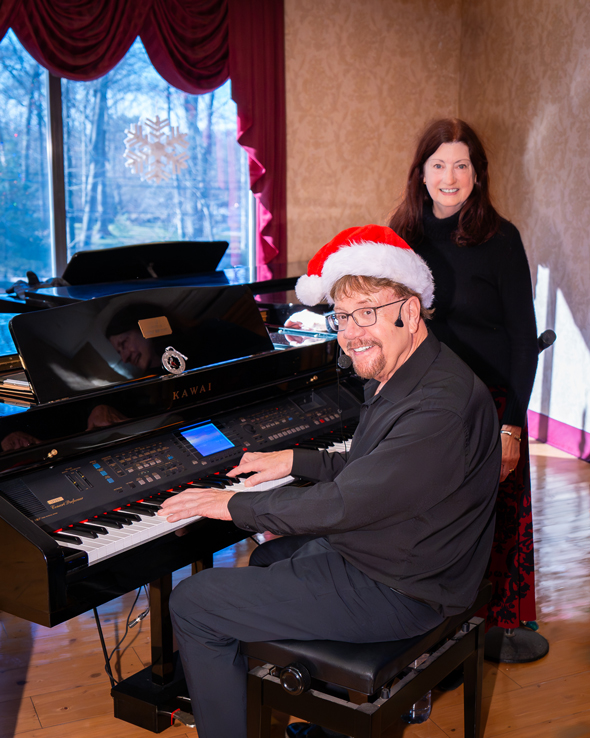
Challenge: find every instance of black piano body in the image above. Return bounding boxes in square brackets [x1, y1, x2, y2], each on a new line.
[0, 276, 363, 732]
[0, 341, 364, 628]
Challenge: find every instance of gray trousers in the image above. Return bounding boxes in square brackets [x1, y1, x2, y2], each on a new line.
[170, 535, 443, 738]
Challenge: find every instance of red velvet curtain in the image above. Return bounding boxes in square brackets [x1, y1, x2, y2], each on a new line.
[0, 0, 286, 267]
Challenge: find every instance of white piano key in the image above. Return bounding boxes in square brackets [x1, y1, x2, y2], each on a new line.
[56, 441, 352, 566]
[57, 512, 202, 564]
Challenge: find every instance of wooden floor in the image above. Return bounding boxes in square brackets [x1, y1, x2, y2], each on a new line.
[1, 440, 590, 738]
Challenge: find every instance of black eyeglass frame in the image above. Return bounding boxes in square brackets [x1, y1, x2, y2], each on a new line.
[325, 298, 407, 332]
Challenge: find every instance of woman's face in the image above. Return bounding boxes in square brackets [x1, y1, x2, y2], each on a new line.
[423, 141, 476, 219]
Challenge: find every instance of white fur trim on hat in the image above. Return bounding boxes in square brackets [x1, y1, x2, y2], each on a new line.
[296, 240, 434, 308]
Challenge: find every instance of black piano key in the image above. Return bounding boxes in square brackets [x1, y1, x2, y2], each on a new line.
[137, 500, 162, 511]
[67, 524, 100, 539]
[79, 522, 109, 535]
[209, 475, 235, 486]
[188, 480, 225, 489]
[109, 510, 140, 523]
[150, 491, 176, 501]
[51, 532, 83, 545]
[200, 475, 230, 485]
[92, 515, 124, 529]
[124, 502, 158, 516]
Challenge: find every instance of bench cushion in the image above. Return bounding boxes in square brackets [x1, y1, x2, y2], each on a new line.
[241, 580, 491, 694]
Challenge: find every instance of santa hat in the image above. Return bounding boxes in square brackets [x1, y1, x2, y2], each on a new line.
[295, 225, 434, 308]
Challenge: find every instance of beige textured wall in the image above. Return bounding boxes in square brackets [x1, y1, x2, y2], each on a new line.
[284, 0, 462, 262]
[284, 0, 590, 437]
[460, 0, 590, 435]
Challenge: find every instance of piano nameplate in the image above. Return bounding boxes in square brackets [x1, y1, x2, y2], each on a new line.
[138, 316, 172, 339]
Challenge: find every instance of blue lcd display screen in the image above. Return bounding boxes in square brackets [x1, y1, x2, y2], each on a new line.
[180, 422, 234, 457]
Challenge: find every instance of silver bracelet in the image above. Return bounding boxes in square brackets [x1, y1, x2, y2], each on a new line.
[500, 429, 522, 442]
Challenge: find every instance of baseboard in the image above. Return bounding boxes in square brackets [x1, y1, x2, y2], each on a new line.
[528, 410, 590, 461]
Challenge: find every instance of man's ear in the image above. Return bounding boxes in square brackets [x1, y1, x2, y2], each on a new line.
[406, 296, 422, 333]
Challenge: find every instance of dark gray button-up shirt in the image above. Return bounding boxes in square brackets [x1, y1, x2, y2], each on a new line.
[229, 332, 500, 615]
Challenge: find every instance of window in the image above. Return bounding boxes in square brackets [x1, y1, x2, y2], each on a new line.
[0, 31, 251, 283]
[0, 31, 51, 281]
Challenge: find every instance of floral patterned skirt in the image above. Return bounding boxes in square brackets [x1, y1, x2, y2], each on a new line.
[480, 386, 536, 629]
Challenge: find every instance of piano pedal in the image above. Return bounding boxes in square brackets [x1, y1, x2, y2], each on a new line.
[159, 698, 195, 729]
[169, 709, 196, 729]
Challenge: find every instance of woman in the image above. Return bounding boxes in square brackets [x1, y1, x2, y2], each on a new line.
[388, 118, 538, 632]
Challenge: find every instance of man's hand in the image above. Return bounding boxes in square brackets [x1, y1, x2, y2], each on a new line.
[227, 449, 294, 488]
[158, 488, 235, 523]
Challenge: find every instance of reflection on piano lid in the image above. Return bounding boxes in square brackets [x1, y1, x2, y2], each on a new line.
[9, 284, 274, 405]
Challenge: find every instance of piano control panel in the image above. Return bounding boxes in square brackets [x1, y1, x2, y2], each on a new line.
[0, 384, 360, 536]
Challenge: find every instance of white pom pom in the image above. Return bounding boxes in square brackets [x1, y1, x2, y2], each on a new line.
[295, 274, 325, 305]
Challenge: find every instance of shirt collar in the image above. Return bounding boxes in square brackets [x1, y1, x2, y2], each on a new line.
[364, 331, 441, 405]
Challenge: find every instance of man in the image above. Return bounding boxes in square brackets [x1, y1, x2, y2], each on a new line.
[159, 225, 501, 738]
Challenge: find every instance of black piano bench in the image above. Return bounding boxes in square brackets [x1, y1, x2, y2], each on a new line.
[240, 580, 491, 738]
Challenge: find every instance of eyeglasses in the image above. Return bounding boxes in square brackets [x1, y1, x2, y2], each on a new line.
[325, 299, 407, 332]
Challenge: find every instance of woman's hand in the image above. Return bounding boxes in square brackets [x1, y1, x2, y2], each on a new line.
[500, 425, 522, 482]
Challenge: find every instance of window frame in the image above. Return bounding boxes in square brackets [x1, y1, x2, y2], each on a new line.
[46, 73, 68, 277]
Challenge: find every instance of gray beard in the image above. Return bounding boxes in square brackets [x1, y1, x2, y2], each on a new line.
[350, 345, 386, 380]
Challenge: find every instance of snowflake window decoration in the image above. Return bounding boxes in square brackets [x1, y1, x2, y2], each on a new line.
[124, 115, 189, 184]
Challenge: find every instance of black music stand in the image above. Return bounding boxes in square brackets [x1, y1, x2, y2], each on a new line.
[62, 241, 229, 285]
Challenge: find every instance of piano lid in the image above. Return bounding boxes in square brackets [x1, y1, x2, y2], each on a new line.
[9, 284, 274, 405]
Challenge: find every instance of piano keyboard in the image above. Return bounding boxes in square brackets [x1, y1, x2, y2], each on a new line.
[52, 437, 351, 566]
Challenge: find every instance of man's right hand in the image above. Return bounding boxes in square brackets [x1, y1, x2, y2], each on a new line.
[227, 449, 294, 488]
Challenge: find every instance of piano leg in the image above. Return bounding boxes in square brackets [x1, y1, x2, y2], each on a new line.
[112, 557, 214, 731]
[192, 552, 214, 575]
[150, 574, 174, 686]
[150, 556, 213, 686]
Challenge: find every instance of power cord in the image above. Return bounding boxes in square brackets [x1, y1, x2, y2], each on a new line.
[93, 584, 150, 687]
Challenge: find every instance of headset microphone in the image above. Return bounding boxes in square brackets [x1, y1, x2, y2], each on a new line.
[394, 303, 404, 328]
[337, 350, 352, 369]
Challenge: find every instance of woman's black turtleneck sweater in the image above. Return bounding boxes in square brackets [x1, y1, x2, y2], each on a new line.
[412, 205, 538, 428]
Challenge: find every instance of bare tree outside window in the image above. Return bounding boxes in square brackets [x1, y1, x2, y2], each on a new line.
[0, 33, 251, 284]
[0, 31, 51, 281]
[63, 39, 249, 270]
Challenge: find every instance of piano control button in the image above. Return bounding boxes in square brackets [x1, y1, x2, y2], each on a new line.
[51, 532, 83, 545]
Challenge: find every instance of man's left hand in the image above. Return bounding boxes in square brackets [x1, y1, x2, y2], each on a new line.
[158, 488, 234, 523]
